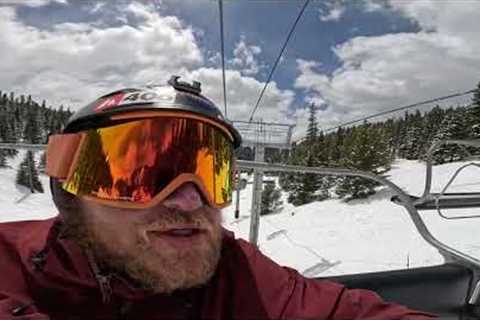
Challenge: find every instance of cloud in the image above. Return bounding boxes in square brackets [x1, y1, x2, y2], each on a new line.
[89, 1, 106, 14]
[0, 0, 67, 7]
[0, 3, 203, 108]
[0, 1, 295, 136]
[229, 35, 264, 76]
[206, 51, 221, 67]
[388, 0, 479, 38]
[319, 1, 346, 22]
[295, 1, 480, 133]
[362, 0, 385, 13]
[186, 67, 295, 123]
[185, 67, 296, 144]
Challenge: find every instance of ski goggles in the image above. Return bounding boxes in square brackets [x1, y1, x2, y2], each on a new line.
[46, 111, 236, 209]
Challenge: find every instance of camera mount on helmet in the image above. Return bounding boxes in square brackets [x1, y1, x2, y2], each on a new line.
[167, 75, 202, 95]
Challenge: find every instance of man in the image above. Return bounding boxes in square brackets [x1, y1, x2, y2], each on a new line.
[0, 76, 435, 319]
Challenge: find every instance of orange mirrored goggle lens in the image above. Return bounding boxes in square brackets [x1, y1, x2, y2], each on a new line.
[61, 116, 234, 207]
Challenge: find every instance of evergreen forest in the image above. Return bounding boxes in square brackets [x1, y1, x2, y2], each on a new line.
[0, 91, 72, 193]
[244, 81, 480, 209]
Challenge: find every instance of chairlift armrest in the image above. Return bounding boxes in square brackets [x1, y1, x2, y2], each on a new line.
[392, 193, 480, 210]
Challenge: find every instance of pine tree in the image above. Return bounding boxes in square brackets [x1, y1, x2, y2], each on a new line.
[382, 119, 396, 159]
[279, 146, 300, 192]
[336, 124, 392, 200]
[23, 105, 43, 144]
[0, 93, 18, 158]
[16, 151, 44, 193]
[302, 104, 322, 198]
[38, 152, 46, 173]
[306, 103, 318, 144]
[315, 131, 335, 199]
[400, 110, 424, 160]
[13, 99, 23, 139]
[16, 154, 29, 188]
[329, 127, 345, 164]
[432, 108, 470, 164]
[0, 150, 6, 168]
[261, 183, 283, 215]
[0, 103, 6, 141]
[402, 126, 422, 159]
[397, 111, 410, 158]
[469, 81, 480, 138]
[420, 106, 446, 158]
[285, 103, 324, 206]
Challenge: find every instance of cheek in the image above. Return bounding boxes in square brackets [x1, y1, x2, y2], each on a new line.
[84, 209, 139, 248]
[208, 208, 222, 229]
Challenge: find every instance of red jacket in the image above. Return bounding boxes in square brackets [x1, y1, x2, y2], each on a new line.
[0, 217, 435, 319]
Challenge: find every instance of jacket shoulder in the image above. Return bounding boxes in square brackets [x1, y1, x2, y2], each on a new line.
[220, 232, 351, 319]
[0, 217, 57, 273]
[0, 218, 56, 319]
[219, 232, 302, 318]
[222, 234, 435, 319]
[0, 218, 55, 249]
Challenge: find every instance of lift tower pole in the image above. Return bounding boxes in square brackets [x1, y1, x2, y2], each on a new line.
[232, 120, 295, 245]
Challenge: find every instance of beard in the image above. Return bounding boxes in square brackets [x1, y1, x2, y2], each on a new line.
[64, 204, 223, 294]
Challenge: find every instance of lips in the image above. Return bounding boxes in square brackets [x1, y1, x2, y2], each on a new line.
[147, 227, 207, 250]
[161, 228, 202, 237]
[147, 226, 207, 247]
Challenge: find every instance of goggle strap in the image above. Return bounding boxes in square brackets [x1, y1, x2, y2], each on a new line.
[46, 133, 83, 179]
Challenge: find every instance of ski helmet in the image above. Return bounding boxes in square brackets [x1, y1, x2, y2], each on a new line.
[50, 75, 241, 213]
[62, 75, 241, 146]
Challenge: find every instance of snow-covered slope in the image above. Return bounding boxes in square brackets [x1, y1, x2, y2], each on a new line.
[1, 156, 480, 277]
[0, 151, 57, 222]
[223, 159, 480, 276]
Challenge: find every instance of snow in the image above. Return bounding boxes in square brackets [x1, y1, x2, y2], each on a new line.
[0, 151, 57, 222]
[2, 155, 480, 278]
[224, 159, 480, 276]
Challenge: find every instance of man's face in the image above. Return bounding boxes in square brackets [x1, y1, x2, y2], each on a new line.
[77, 183, 223, 294]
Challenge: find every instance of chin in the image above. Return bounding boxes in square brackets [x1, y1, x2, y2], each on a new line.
[129, 243, 221, 293]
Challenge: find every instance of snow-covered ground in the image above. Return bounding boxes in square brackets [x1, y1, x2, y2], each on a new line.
[2, 153, 480, 278]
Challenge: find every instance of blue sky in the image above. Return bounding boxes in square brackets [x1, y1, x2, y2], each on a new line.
[0, 0, 479, 138]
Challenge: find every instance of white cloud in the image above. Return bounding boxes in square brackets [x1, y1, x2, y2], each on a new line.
[89, 1, 105, 14]
[295, 1, 480, 132]
[388, 0, 479, 39]
[187, 67, 295, 123]
[0, 3, 203, 108]
[126, 1, 156, 21]
[206, 51, 221, 66]
[229, 36, 264, 76]
[319, 1, 346, 22]
[0, 0, 67, 7]
[0, 1, 295, 134]
[362, 0, 385, 13]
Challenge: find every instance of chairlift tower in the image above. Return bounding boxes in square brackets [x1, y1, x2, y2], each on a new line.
[232, 120, 295, 245]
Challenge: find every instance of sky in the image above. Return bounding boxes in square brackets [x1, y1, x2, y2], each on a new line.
[0, 0, 479, 139]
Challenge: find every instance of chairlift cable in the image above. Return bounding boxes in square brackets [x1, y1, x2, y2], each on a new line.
[325, 89, 476, 132]
[218, 0, 228, 118]
[248, 0, 311, 123]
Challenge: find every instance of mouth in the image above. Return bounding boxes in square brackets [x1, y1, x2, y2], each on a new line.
[151, 228, 204, 237]
[147, 227, 207, 249]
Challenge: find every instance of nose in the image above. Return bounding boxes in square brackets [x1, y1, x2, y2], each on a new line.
[162, 183, 205, 211]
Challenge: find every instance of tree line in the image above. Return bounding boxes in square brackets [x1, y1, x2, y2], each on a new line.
[259, 81, 480, 208]
[0, 91, 72, 193]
